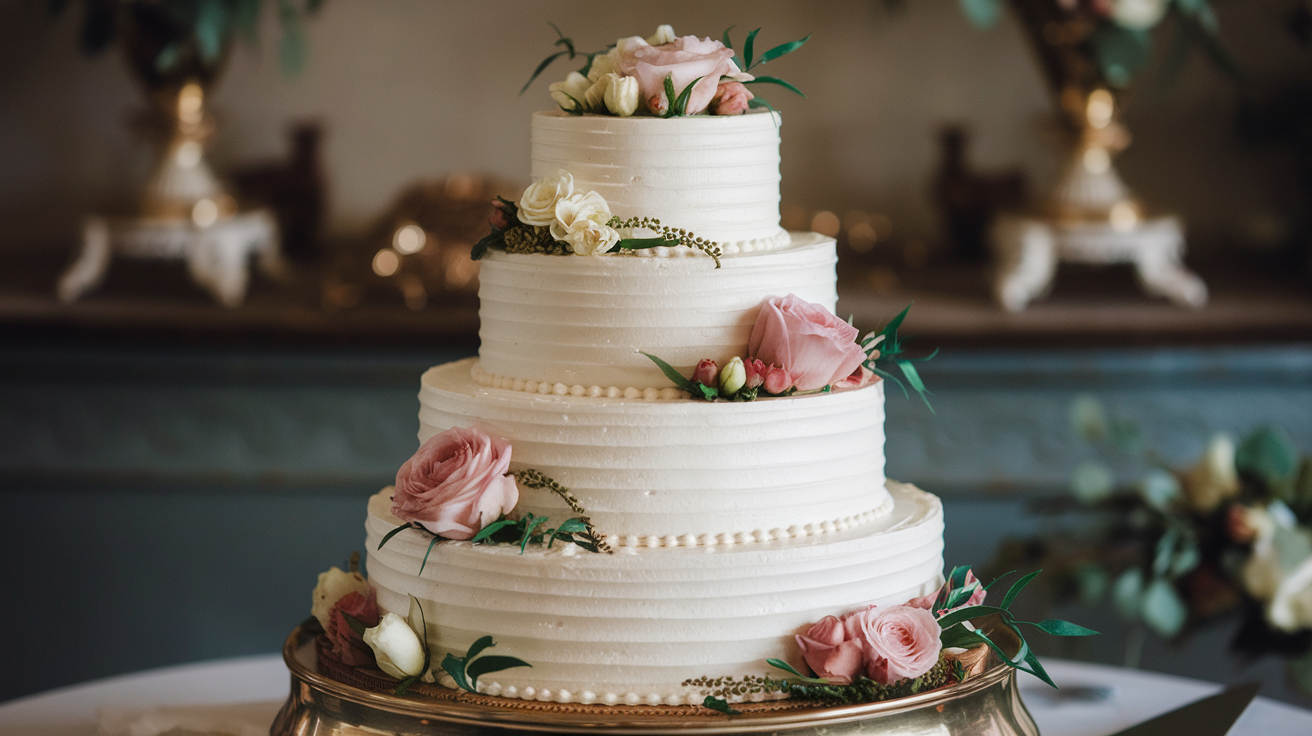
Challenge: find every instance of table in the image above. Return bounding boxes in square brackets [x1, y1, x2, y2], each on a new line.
[1, 656, 1310, 736]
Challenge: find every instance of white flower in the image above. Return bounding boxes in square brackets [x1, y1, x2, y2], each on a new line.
[1243, 537, 1285, 602]
[604, 74, 640, 117]
[363, 612, 426, 679]
[647, 24, 676, 45]
[583, 75, 611, 113]
[1270, 556, 1312, 633]
[1111, 0, 1169, 30]
[548, 71, 591, 113]
[550, 190, 613, 242]
[1180, 433, 1240, 513]
[518, 170, 574, 227]
[310, 567, 369, 629]
[561, 219, 621, 256]
[587, 49, 619, 82]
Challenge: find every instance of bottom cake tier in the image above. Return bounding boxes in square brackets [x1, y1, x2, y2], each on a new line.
[364, 480, 944, 707]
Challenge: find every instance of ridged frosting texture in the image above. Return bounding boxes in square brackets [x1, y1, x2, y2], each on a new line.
[420, 359, 889, 542]
[477, 232, 838, 391]
[365, 481, 944, 706]
[531, 110, 786, 247]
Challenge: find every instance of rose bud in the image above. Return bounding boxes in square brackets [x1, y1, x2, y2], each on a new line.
[363, 611, 426, 679]
[719, 356, 746, 397]
[489, 203, 513, 230]
[744, 358, 767, 389]
[692, 358, 719, 387]
[311, 566, 370, 629]
[709, 80, 755, 115]
[763, 365, 793, 395]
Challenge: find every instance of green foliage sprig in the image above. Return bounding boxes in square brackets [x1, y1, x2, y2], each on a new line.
[685, 658, 951, 707]
[609, 216, 723, 266]
[441, 635, 532, 694]
[721, 26, 811, 104]
[640, 352, 774, 402]
[861, 303, 938, 412]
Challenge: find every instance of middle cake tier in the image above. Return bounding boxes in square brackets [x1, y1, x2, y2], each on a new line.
[419, 358, 890, 545]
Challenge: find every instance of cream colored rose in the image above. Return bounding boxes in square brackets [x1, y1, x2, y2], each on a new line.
[583, 75, 611, 113]
[518, 170, 574, 227]
[562, 219, 621, 256]
[1269, 556, 1312, 632]
[311, 566, 370, 629]
[548, 71, 591, 113]
[587, 49, 619, 82]
[604, 75, 640, 117]
[1243, 537, 1284, 602]
[363, 612, 426, 678]
[1181, 433, 1240, 513]
[647, 24, 676, 45]
[1112, 0, 1169, 30]
[550, 190, 613, 242]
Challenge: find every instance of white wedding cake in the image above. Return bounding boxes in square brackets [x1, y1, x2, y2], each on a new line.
[360, 109, 946, 707]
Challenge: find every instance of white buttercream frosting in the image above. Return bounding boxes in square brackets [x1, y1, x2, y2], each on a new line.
[365, 481, 944, 706]
[531, 110, 786, 248]
[477, 232, 838, 391]
[420, 358, 889, 541]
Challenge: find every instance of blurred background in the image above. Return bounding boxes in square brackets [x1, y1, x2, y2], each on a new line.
[2, 0, 1312, 710]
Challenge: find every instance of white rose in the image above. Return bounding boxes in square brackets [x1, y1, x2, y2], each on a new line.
[551, 190, 613, 242]
[647, 24, 676, 45]
[1181, 433, 1240, 513]
[1270, 556, 1312, 632]
[548, 71, 591, 113]
[518, 170, 574, 227]
[1111, 0, 1169, 30]
[363, 612, 426, 679]
[562, 219, 621, 256]
[604, 75, 640, 117]
[1243, 537, 1285, 602]
[310, 567, 369, 629]
[587, 49, 619, 82]
[583, 75, 611, 113]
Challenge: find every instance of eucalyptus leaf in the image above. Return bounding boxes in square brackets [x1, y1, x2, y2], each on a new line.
[936, 605, 1009, 630]
[703, 696, 741, 715]
[1020, 619, 1099, 637]
[1001, 570, 1041, 611]
[467, 655, 532, 688]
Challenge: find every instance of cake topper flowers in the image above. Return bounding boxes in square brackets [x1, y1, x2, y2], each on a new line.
[473, 170, 724, 266]
[522, 24, 809, 118]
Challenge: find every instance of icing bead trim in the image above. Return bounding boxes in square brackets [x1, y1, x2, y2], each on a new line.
[476, 679, 786, 707]
[472, 361, 689, 401]
[595, 497, 894, 550]
[631, 229, 792, 258]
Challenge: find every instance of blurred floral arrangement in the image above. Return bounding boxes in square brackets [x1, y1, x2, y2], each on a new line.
[993, 396, 1312, 692]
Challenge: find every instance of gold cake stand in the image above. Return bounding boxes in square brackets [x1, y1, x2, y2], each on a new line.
[271, 625, 1040, 735]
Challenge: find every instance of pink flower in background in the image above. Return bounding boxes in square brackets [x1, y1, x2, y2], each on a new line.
[617, 35, 737, 115]
[692, 358, 719, 386]
[392, 426, 519, 541]
[326, 590, 380, 667]
[844, 605, 942, 684]
[709, 80, 755, 115]
[744, 358, 767, 389]
[749, 294, 867, 391]
[763, 364, 793, 394]
[796, 615, 863, 684]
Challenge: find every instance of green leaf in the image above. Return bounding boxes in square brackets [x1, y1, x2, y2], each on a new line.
[1000, 570, 1041, 610]
[744, 76, 806, 97]
[520, 50, 568, 95]
[471, 229, 502, 261]
[672, 75, 705, 116]
[936, 605, 1009, 630]
[767, 658, 831, 684]
[703, 695, 741, 715]
[1152, 527, 1181, 578]
[721, 26, 735, 52]
[615, 237, 680, 250]
[959, 0, 1002, 28]
[1238, 426, 1299, 496]
[378, 522, 413, 551]
[340, 611, 368, 637]
[1021, 648, 1057, 689]
[743, 28, 760, 70]
[896, 359, 934, 413]
[1020, 619, 1100, 637]
[554, 518, 590, 534]
[520, 515, 548, 553]
[1140, 577, 1187, 638]
[467, 655, 533, 688]
[640, 352, 699, 394]
[695, 383, 719, 400]
[418, 536, 440, 575]
[395, 673, 420, 695]
[441, 652, 472, 692]
[755, 34, 811, 67]
[746, 96, 781, 128]
[471, 518, 519, 543]
[662, 74, 678, 117]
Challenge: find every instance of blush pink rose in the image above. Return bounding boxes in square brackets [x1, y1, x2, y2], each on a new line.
[617, 35, 738, 115]
[392, 426, 519, 541]
[795, 615, 863, 684]
[326, 590, 380, 667]
[832, 365, 877, 390]
[744, 358, 767, 389]
[763, 364, 793, 394]
[748, 294, 868, 391]
[692, 358, 719, 386]
[710, 80, 755, 115]
[844, 605, 942, 684]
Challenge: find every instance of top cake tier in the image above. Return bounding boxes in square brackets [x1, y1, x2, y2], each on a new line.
[531, 110, 788, 251]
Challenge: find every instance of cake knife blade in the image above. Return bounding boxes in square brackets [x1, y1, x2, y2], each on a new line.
[1103, 681, 1261, 736]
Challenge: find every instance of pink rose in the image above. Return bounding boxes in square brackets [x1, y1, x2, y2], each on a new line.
[908, 570, 987, 616]
[763, 364, 793, 394]
[710, 81, 755, 115]
[832, 365, 877, 390]
[392, 426, 519, 541]
[844, 605, 942, 684]
[617, 35, 738, 115]
[692, 358, 719, 386]
[326, 590, 380, 667]
[795, 615, 863, 684]
[744, 358, 767, 389]
[748, 294, 868, 391]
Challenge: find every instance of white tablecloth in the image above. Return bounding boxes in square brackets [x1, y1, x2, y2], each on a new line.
[1, 656, 1310, 736]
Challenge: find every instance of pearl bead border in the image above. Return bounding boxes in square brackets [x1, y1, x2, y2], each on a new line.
[465, 678, 787, 707]
[630, 229, 793, 258]
[472, 362, 689, 401]
[599, 499, 893, 550]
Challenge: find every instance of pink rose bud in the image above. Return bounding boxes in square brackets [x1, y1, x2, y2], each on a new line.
[692, 358, 719, 386]
[763, 364, 793, 395]
[326, 590, 380, 667]
[833, 365, 877, 390]
[489, 202, 513, 230]
[647, 93, 669, 117]
[392, 426, 519, 541]
[749, 294, 868, 391]
[795, 616, 863, 684]
[846, 605, 943, 684]
[744, 358, 767, 389]
[709, 80, 755, 115]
